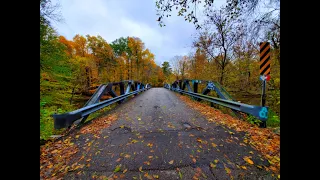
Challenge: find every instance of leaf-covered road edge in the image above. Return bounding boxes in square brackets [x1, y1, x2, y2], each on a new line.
[177, 94, 280, 174]
[40, 114, 118, 179]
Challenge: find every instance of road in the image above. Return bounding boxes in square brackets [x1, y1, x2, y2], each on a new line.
[44, 88, 275, 179]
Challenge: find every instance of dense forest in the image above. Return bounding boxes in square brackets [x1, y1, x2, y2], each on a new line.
[40, 0, 165, 139]
[157, 0, 280, 126]
[40, 0, 279, 140]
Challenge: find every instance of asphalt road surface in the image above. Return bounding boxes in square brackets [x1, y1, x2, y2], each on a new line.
[62, 88, 275, 179]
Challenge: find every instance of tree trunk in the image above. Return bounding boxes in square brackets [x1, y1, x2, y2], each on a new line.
[85, 67, 91, 93]
[220, 70, 224, 85]
[69, 85, 76, 105]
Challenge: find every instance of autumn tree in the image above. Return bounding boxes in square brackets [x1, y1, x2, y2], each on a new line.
[161, 61, 172, 77]
[195, 9, 244, 85]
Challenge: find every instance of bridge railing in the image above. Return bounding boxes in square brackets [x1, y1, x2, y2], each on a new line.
[53, 80, 151, 129]
[164, 79, 268, 127]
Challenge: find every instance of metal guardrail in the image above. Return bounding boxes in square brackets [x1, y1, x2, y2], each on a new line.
[164, 79, 268, 125]
[53, 80, 151, 129]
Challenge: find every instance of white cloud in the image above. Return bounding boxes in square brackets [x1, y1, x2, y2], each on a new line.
[51, 0, 200, 66]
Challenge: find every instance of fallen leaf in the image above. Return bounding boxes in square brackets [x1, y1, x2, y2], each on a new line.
[148, 156, 153, 159]
[202, 173, 207, 178]
[114, 165, 121, 172]
[225, 167, 231, 174]
[210, 162, 216, 168]
[138, 117, 141, 121]
[139, 166, 143, 172]
[214, 159, 219, 163]
[131, 139, 138, 143]
[192, 158, 196, 163]
[241, 166, 247, 170]
[120, 174, 125, 178]
[193, 175, 199, 180]
[123, 168, 128, 173]
[212, 143, 217, 147]
[144, 173, 153, 179]
[153, 174, 159, 179]
[249, 151, 254, 154]
[124, 154, 131, 158]
[116, 158, 122, 162]
[144, 161, 151, 165]
[243, 156, 254, 165]
[179, 171, 183, 179]
[169, 160, 174, 164]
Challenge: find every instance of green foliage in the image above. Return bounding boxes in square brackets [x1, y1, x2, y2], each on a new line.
[246, 115, 262, 125]
[110, 37, 131, 57]
[266, 109, 280, 127]
[161, 61, 172, 77]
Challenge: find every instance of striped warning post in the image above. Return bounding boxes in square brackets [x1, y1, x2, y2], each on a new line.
[259, 42, 270, 76]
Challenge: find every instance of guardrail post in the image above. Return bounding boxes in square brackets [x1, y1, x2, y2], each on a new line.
[106, 83, 117, 98]
[120, 82, 125, 95]
[259, 80, 267, 128]
[193, 80, 199, 101]
[193, 80, 198, 93]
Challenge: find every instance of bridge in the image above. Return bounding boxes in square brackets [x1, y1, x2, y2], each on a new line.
[40, 80, 279, 179]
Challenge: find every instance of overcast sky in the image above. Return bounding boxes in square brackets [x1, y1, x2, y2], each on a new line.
[51, 0, 226, 66]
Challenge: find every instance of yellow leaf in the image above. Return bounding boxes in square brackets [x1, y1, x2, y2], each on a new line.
[51, 149, 58, 154]
[131, 139, 138, 143]
[120, 125, 124, 128]
[169, 160, 174, 164]
[243, 156, 254, 165]
[153, 174, 159, 179]
[211, 143, 217, 147]
[225, 167, 231, 174]
[192, 158, 196, 163]
[75, 135, 80, 138]
[148, 156, 153, 159]
[241, 166, 247, 170]
[138, 117, 141, 121]
[86, 158, 91, 162]
[123, 168, 128, 173]
[214, 159, 219, 163]
[210, 162, 216, 168]
[144, 173, 153, 179]
[139, 166, 143, 172]
[249, 151, 254, 154]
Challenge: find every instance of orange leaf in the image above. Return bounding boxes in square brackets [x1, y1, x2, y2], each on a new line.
[243, 156, 254, 165]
